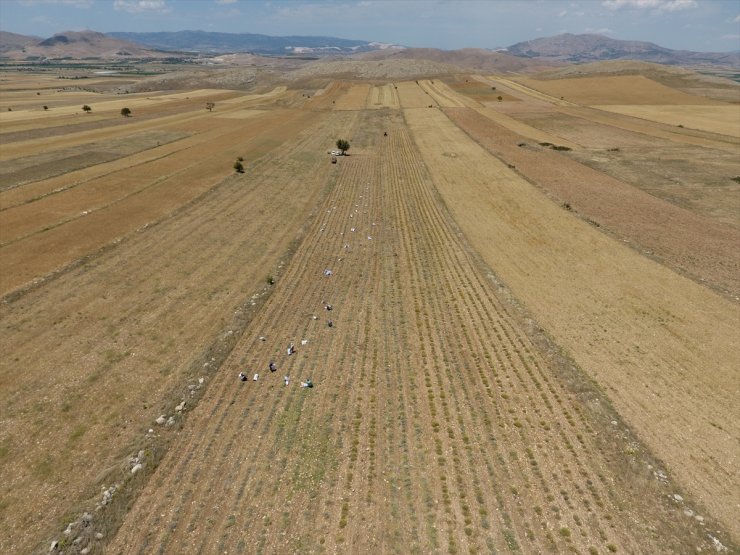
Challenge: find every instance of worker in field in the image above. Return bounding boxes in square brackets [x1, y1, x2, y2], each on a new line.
[238, 372, 247, 382]
[287, 343, 295, 356]
[269, 361, 277, 372]
[328, 320, 333, 328]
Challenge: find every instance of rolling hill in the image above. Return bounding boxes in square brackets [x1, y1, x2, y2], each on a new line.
[0, 30, 164, 59]
[505, 33, 740, 66]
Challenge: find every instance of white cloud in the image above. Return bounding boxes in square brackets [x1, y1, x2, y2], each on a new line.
[720, 33, 740, 40]
[733, 14, 740, 23]
[20, 0, 93, 6]
[661, 0, 698, 12]
[558, 9, 568, 17]
[585, 27, 615, 35]
[113, 0, 170, 14]
[602, 0, 697, 12]
[215, 0, 237, 4]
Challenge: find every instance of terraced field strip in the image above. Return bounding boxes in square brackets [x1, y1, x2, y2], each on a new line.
[592, 104, 740, 137]
[515, 75, 724, 106]
[396, 80, 438, 109]
[0, 130, 189, 194]
[404, 105, 740, 541]
[488, 76, 579, 107]
[107, 107, 708, 555]
[425, 78, 579, 147]
[304, 82, 355, 110]
[333, 83, 371, 110]
[367, 83, 400, 109]
[474, 75, 740, 153]
[444, 107, 740, 296]
[0, 88, 234, 125]
[0, 109, 361, 555]
[0, 93, 226, 139]
[0, 88, 279, 158]
[417, 79, 473, 108]
[559, 105, 740, 153]
[106, 109, 386, 555]
[0, 106, 321, 295]
[0, 112, 278, 233]
[205, 86, 288, 105]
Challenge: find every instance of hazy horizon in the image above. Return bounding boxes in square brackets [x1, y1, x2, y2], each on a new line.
[0, 0, 738, 53]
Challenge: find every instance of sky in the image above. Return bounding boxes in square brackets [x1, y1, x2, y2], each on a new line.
[0, 0, 738, 52]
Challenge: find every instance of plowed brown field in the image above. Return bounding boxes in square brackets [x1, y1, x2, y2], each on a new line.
[1, 73, 737, 555]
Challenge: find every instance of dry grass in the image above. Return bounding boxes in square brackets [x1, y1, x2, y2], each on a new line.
[1, 69, 737, 555]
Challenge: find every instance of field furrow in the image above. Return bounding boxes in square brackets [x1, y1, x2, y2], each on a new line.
[0, 107, 361, 555]
[103, 106, 721, 555]
[404, 104, 740, 541]
[3, 67, 736, 555]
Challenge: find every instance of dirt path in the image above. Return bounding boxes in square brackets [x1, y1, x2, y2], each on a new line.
[404, 105, 740, 541]
[107, 109, 719, 555]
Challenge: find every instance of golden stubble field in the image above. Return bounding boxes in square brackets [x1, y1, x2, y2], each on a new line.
[0, 69, 737, 555]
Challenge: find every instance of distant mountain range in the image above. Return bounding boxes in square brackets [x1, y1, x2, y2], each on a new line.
[0, 30, 165, 59]
[107, 30, 398, 56]
[0, 30, 42, 53]
[505, 33, 739, 66]
[0, 29, 737, 67]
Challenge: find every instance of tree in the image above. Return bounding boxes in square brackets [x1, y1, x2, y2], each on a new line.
[233, 160, 244, 173]
[497, 96, 503, 102]
[206, 102, 215, 112]
[336, 139, 350, 156]
[121, 107, 131, 117]
[43, 105, 48, 110]
[82, 105, 91, 113]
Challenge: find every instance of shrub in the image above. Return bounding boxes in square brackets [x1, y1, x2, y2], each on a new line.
[82, 105, 91, 113]
[233, 160, 244, 173]
[120, 107, 131, 117]
[336, 139, 350, 155]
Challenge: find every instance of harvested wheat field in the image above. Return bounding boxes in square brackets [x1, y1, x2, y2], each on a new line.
[0, 68, 737, 555]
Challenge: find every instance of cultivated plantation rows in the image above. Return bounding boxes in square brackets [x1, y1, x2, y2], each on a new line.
[0, 73, 737, 554]
[401, 88, 739, 541]
[110, 109, 705, 554]
[0, 87, 361, 554]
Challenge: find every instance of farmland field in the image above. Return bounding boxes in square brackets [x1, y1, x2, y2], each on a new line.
[0, 68, 738, 555]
